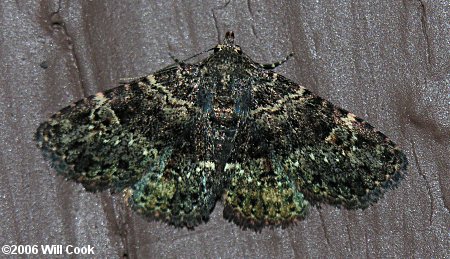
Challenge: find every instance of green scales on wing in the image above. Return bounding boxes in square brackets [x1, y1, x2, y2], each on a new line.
[36, 31, 408, 230]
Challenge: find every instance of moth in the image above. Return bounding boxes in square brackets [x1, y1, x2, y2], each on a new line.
[36, 31, 408, 230]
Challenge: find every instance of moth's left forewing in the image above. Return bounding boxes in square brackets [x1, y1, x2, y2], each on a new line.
[36, 66, 222, 228]
[35, 82, 163, 192]
[35, 65, 198, 193]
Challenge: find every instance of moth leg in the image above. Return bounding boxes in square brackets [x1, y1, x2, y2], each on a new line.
[118, 76, 144, 84]
[169, 48, 213, 66]
[260, 53, 294, 69]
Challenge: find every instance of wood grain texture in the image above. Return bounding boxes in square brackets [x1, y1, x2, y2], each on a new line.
[0, 0, 448, 258]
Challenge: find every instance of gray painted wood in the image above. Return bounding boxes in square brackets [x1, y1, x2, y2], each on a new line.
[0, 0, 448, 258]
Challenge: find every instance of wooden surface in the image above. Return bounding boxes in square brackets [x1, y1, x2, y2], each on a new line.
[1, 0, 448, 258]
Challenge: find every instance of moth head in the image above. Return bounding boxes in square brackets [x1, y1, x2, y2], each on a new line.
[224, 31, 235, 45]
[213, 31, 243, 54]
